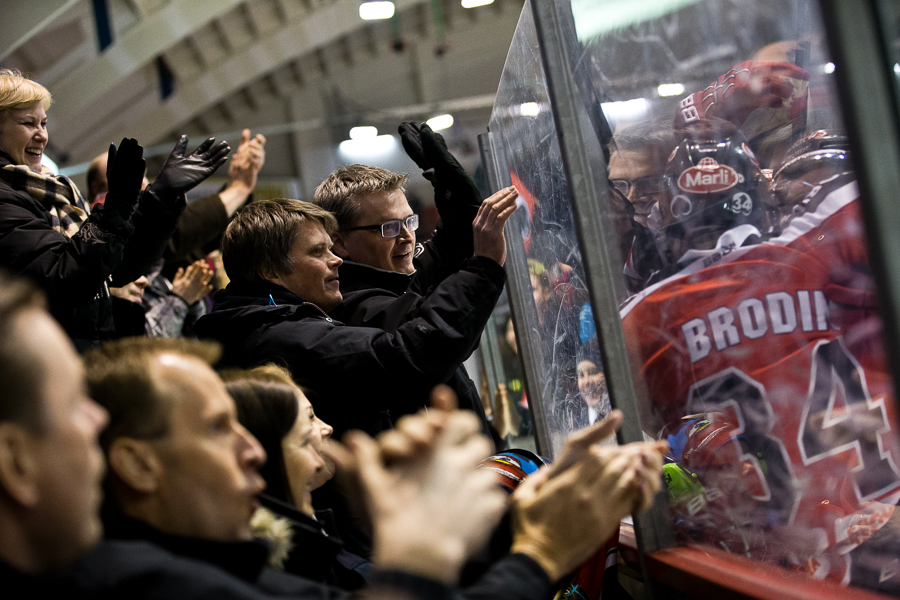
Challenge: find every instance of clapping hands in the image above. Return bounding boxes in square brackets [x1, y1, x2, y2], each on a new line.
[325, 386, 507, 584]
[510, 411, 666, 581]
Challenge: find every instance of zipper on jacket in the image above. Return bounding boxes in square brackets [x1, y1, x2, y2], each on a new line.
[300, 302, 333, 322]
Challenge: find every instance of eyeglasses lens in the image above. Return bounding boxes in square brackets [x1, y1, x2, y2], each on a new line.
[381, 215, 420, 238]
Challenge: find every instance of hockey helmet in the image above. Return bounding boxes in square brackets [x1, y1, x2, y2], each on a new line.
[772, 130, 851, 212]
[657, 134, 777, 261]
[477, 449, 549, 494]
[660, 411, 770, 500]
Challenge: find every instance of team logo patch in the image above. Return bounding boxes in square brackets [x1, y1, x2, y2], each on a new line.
[677, 157, 743, 194]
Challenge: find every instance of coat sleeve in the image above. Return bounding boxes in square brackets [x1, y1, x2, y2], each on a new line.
[259, 257, 506, 415]
[0, 185, 131, 303]
[459, 554, 556, 600]
[411, 185, 483, 294]
[111, 189, 186, 286]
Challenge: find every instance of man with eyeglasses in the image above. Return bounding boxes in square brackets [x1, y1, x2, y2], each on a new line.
[609, 118, 677, 228]
[197, 191, 517, 443]
[316, 123, 514, 296]
[313, 124, 518, 446]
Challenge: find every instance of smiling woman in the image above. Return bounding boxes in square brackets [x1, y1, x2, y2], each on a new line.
[0, 81, 49, 173]
[219, 365, 369, 589]
[0, 68, 229, 349]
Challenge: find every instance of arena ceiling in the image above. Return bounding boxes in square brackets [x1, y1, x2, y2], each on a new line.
[1, 0, 525, 192]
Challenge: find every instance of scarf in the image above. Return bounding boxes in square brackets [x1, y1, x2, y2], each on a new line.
[0, 164, 90, 238]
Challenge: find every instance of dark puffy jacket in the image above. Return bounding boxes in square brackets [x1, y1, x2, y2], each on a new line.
[0, 150, 183, 350]
[47, 511, 448, 600]
[335, 259, 491, 440]
[258, 494, 369, 590]
[195, 256, 506, 440]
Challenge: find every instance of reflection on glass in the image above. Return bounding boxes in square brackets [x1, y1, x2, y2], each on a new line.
[491, 0, 900, 593]
[490, 5, 603, 456]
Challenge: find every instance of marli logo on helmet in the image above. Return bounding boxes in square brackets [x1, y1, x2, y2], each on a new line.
[677, 157, 745, 194]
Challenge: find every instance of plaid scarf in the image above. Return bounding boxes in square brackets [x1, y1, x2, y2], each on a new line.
[0, 164, 90, 238]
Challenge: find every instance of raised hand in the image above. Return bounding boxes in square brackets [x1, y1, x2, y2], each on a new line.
[103, 138, 145, 221]
[399, 122, 483, 213]
[228, 128, 266, 191]
[170, 259, 213, 305]
[509, 411, 667, 581]
[146, 135, 230, 203]
[325, 386, 507, 584]
[398, 122, 430, 171]
[472, 186, 519, 266]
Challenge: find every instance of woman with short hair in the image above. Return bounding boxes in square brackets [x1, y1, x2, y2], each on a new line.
[0, 68, 228, 349]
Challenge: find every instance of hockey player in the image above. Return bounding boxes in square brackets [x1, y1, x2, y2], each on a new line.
[620, 134, 900, 590]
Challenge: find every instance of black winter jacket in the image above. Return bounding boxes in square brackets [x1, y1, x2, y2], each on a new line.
[335, 259, 491, 440]
[260, 494, 369, 590]
[0, 150, 183, 350]
[195, 256, 506, 440]
[29, 512, 454, 600]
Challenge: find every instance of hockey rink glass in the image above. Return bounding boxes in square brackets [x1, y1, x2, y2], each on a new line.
[489, 0, 900, 595]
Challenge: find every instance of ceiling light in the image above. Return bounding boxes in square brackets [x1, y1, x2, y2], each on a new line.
[657, 83, 685, 97]
[601, 98, 649, 122]
[462, 0, 494, 7]
[518, 102, 540, 116]
[426, 114, 454, 130]
[824, 62, 836, 74]
[359, 1, 395, 20]
[349, 126, 378, 140]
[339, 134, 398, 156]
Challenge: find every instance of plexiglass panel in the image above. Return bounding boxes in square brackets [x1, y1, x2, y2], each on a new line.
[489, 6, 611, 457]
[491, 0, 900, 594]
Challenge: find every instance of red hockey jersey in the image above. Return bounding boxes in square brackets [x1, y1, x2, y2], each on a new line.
[620, 174, 900, 584]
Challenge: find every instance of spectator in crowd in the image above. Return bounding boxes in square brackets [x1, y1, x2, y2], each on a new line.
[0, 68, 229, 350]
[317, 123, 491, 295]
[223, 364, 666, 599]
[556, 339, 611, 433]
[88, 128, 265, 339]
[196, 192, 516, 441]
[0, 272, 109, 594]
[313, 157, 518, 439]
[314, 124, 520, 442]
[221, 366, 368, 589]
[82, 336, 511, 597]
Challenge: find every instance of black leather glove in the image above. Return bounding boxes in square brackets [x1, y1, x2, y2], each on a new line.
[103, 137, 145, 221]
[399, 121, 430, 170]
[145, 135, 230, 203]
[399, 122, 482, 210]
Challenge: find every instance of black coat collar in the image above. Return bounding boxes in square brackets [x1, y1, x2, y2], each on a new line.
[337, 260, 415, 296]
[103, 511, 270, 583]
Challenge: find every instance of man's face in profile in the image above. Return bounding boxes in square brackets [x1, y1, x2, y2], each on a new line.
[146, 353, 267, 541]
[265, 219, 343, 312]
[14, 309, 108, 569]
